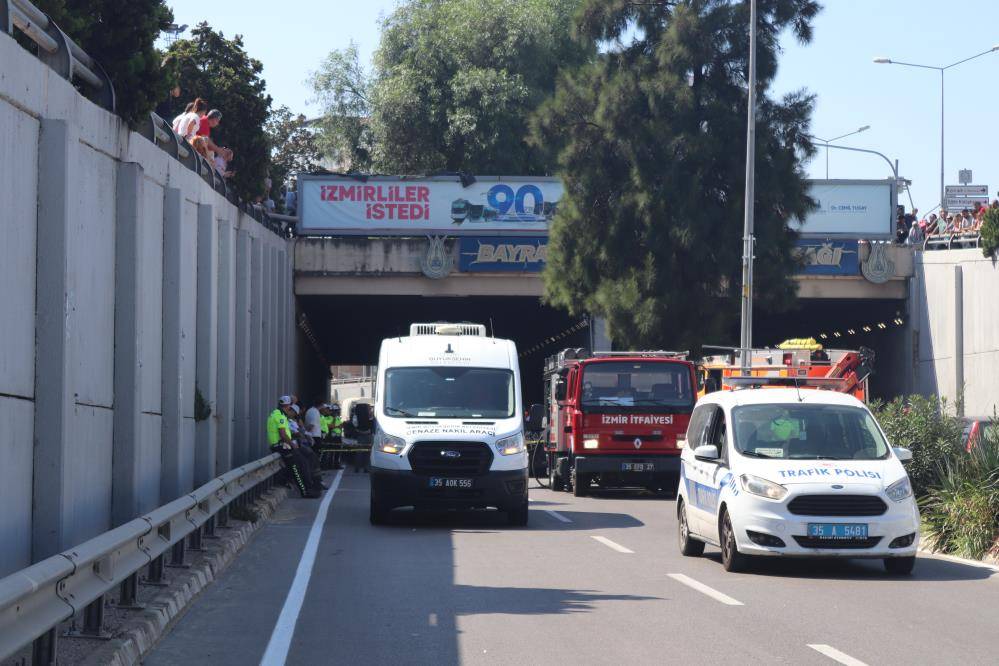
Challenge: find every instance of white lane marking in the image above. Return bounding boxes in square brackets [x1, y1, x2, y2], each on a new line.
[666, 573, 743, 606]
[545, 509, 572, 523]
[807, 644, 869, 666]
[260, 470, 344, 666]
[428, 613, 438, 627]
[591, 536, 634, 553]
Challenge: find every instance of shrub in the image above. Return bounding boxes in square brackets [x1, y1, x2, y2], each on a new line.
[871, 395, 964, 497]
[920, 425, 999, 559]
[981, 206, 999, 258]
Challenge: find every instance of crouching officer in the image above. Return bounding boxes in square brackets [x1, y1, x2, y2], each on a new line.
[268, 396, 322, 498]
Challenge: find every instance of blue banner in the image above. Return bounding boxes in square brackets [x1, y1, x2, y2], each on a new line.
[459, 236, 548, 272]
[794, 239, 860, 276]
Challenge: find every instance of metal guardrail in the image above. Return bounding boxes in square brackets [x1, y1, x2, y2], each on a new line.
[2, 0, 115, 111]
[0, 453, 283, 663]
[4, 0, 290, 239]
[923, 231, 982, 251]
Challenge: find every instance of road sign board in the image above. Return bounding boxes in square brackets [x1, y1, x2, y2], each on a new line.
[944, 196, 988, 211]
[945, 185, 988, 197]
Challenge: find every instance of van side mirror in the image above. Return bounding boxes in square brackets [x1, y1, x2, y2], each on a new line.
[893, 446, 913, 462]
[693, 444, 720, 461]
[525, 404, 545, 431]
[554, 377, 567, 402]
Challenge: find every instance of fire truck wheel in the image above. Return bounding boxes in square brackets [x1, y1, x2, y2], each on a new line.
[573, 472, 589, 497]
[677, 499, 704, 556]
[549, 460, 565, 491]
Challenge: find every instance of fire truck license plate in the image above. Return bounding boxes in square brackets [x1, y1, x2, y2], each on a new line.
[621, 463, 654, 472]
[429, 477, 473, 489]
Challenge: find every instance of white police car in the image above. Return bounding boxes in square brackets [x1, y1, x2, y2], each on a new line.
[676, 387, 919, 574]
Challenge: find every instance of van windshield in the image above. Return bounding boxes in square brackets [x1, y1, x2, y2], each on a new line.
[731, 404, 889, 460]
[581, 362, 693, 413]
[384, 367, 515, 419]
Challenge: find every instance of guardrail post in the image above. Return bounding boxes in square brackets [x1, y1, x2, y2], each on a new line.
[204, 515, 219, 539]
[167, 540, 189, 569]
[217, 505, 229, 528]
[67, 595, 110, 639]
[143, 554, 167, 587]
[115, 572, 144, 610]
[32, 628, 58, 666]
[189, 526, 204, 552]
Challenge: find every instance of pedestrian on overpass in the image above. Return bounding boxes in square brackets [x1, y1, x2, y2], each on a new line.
[268, 396, 323, 498]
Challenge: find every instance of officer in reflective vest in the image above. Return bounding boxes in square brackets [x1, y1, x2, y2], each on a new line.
[268, 396, 322, 498]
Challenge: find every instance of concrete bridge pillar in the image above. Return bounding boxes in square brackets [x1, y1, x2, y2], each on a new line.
[160, 188, 185, 502]
[31, 119, 77, 560]
[216, 218, 236, 473]
[233, 230, 252, 464]
[194, 203, 218, 486]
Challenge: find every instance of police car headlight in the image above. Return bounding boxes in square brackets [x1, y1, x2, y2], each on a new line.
[496, 433, 526, 456]
[886, 477, 913, 502]
[376, 432, 406, 455]
[739, 474, 788, 500]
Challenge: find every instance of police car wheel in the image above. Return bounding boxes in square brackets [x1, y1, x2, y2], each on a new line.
[883, 556, 915, 575]
[720, 511, 749, 572]
[677, 500, 704, 557]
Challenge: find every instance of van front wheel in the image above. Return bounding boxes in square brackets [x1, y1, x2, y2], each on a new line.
[508, 500, 529, 527]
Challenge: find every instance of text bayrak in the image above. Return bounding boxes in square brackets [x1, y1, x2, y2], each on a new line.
[777, 466, 882, 480]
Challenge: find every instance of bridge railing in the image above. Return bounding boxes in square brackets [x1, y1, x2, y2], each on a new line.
[923, 231, 982, 251]
[4, 0, 115, 111]
[4, 0, 291, 238]
[0, 453, 283, 664]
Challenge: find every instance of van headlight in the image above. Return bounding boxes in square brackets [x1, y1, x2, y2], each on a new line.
[375, 432, 406, 455]
[739, 474, 788, 500]
[496, 433, 526, 456]
[885, 477, 912, 502]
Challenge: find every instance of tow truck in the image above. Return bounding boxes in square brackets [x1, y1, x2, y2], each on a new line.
[698, 339, 875, 403]
[533, 348, 697, 496]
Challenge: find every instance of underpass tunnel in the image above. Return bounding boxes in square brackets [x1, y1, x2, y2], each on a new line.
[751, 298, 909, 401]
[296, 295, 587, 406]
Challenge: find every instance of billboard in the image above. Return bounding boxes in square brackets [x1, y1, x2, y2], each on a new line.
[459, 237, 548, 272]
[793, 239, 859, 276]
[298, 175, 562, 236]
[798, 180, 895, 238]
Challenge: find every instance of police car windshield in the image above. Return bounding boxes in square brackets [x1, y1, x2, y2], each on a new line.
[581, 362, 693, 413]
[731, 404, 889, 460]
[384, 367, 515, 419]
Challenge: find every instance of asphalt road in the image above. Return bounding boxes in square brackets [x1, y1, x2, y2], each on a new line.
[145, 471, 999, 666]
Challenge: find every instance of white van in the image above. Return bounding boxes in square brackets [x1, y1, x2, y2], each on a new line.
[369, 323, 529, 525]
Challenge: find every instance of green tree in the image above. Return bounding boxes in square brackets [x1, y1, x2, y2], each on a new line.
[533, 0, 820, 350]
[31, 0, 173, 125]
[309, 43, 373, 171]
[980, 205, 999, 258]
[311, 0, 592, 174]
[265, 106, 324, 204]
[166, 23, 273, 200]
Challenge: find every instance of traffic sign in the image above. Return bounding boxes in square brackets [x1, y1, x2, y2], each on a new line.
[945, 184, 988, 197]
[944, 196, 988, 211]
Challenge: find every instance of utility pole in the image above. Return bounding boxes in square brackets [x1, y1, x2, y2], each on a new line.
[739, 0, 757, 372]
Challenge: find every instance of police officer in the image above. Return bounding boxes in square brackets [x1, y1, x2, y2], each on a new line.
[290, 403, 327, 488]
[268, 396, 322, 498]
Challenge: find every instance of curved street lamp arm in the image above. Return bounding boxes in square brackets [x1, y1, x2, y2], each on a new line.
[803, 139, 898, 181]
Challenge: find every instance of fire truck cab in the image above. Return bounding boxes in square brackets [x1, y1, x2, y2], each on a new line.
[535, 349, 697, 496]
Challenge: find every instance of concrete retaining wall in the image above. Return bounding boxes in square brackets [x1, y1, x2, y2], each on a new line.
[0, 33, 297, 576]
[910, 249, 999, 417]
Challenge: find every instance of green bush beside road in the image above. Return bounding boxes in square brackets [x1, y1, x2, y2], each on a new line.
[873, 395, 999, 560]
[871, 395, 964, 497]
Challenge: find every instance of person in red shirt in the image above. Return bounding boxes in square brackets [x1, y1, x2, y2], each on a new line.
[196, 109, 231, 162]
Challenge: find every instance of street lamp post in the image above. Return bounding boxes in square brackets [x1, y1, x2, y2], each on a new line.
[812, 126, 870, 179]
[739, 0, 758, 372]
[874, 46, 999, 210]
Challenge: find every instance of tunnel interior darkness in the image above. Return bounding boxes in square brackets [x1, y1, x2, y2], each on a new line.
[297, 294, 910, 406]
[297, 295, 587, 406]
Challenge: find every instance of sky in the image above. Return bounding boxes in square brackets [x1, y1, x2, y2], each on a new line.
[163, 0, 999, 214]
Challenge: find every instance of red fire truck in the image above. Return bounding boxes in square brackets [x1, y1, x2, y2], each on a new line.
[535, 348, 697, 496]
